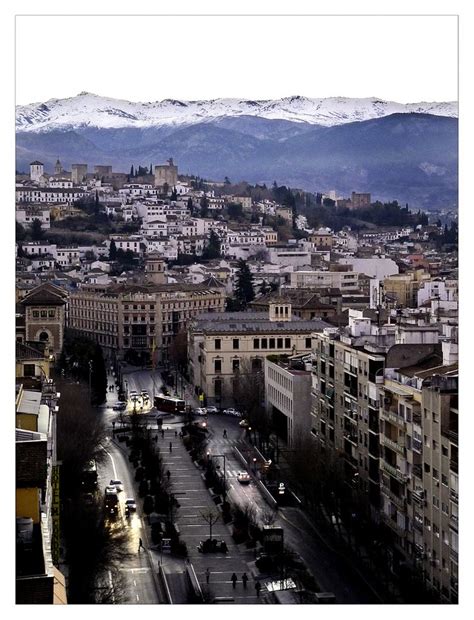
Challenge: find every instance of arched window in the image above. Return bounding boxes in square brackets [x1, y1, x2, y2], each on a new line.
[39, 331, 49, 342]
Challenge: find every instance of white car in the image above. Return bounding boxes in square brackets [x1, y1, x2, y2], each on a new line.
[205, 406, 218, 415]
[237, 472, 251, 484]
[223, 408, 241, 417]
[239, 419, 250, 428]
[195, 407, 207, 416]
[109, 479, 123, 492]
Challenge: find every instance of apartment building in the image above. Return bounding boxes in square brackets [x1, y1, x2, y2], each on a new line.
[382, 271, 431, 308]
[188, 303, 329, 407]
[16, 205, 51, 229]
[265, 355, 312, 447]
[68, 282, 226, 364]
[16, 186, 86, 204]
[310, 310, 459, 602]
[290, 269, 361, 291]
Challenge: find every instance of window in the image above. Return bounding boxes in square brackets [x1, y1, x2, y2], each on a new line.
[277, 338, 283, 349]
[214, 359, 222, 373]
[232, 339, 239, 350]
[214, 339, 221, 350]
[32, 310, 39, 318]
[285, 338, 291, 348]
[261, 338, 268, 349]
[305, 337, 311, 348]
[41, 310, 47, 318]
[269, 338, 275, 349]
[442, 445, 449, 457]
[124, 315, 129, 322]
[48, 309, 55, 318]
[433, 468, 439, 481]
[232, 359, 240, 372]
[253, 339, 260, 349]
[424, 463, 431, 474]
[23, 364, 36, 377]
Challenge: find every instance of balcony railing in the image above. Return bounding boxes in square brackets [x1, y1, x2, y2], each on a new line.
[412, 488, 425, 504]
[450, 489, 458, 504]
[380, 435, 406, 456]
[382, 487, 406, 510]
[381, 460, 408, 482]
[380, 409, 406, 429]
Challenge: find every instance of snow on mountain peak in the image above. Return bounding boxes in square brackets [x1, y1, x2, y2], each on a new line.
[15, 93, 458, 132]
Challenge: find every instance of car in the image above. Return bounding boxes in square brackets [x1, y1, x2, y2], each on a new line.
[109, 479, 123, 492]
[237, 471, 251, 484]
[239, 419, 250, 428]
[223, 408, 241, 417]
[195, 407, 207, 416]
[205, 406, 218, 415]
[124, 498, 137, 512]
[113, 401, 127, 411]
[141, 390, 149, 399]
[129, 390, 138, 397]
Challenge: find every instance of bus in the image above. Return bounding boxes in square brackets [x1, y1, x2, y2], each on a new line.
[154, 394, 186, 414]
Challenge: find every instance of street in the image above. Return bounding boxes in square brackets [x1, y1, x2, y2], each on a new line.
[97, 365, 379, 604]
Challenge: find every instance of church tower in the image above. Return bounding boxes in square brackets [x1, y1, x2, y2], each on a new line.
[145, 252, 166, 285]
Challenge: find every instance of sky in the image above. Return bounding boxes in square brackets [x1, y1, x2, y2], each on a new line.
[15, 14, 458, 106]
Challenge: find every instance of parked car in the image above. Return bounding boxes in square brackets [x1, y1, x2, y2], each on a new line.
[195, 407, 207, 416]
[237, 471, 251, 484]
[124, 498, 137, 512]
[239, 419, 250, 428]
[223, 408, 241, 417]
[109, 479, 123, 492]
[113, 401, 127, 411]
[205, 406, 218, 415]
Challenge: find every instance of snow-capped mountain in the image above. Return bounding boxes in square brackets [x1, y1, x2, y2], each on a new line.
[16, 92, 458, 132]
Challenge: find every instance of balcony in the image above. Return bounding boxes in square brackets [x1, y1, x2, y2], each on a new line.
[381, 460, 407, 482]
[450, 489, 458, 504]
[380, 435, 406, 456]
[380, 409, 406, 429]
[344, 432, 358, 446]
[382, 487, 406, 510]
[412, 488, 425, 504]
[383, 515, 407, 537]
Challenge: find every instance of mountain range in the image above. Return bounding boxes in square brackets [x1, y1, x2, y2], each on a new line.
[15, 93, 458, 209]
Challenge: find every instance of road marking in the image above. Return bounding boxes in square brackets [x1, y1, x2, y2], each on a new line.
[108, 570, 115, 603]
[133, 580, 137, 586]
[136, 594, 140, 602]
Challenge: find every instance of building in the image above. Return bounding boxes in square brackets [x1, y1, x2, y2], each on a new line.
[188, 303, 329, 407]
[30, 161, 44, 182]
[144, 252, 166, 285]
[308, 231, 334, 250]
[15, 375, 65, 604]
[94, 165, 112, 177]
[309, 311, 459, 602]
[351, 192, 371, 209]
[265, 355, 312, 448]
[68, 282, 226, 365]
[16, 205, 51, 230]
[250, 289, 339, 320]
[20, 283, 68, 356]
[154, 158, 178, 188]
[382, 271, 431, 308]
[71, 164, 88, 184]
[289, 270, 361, 291]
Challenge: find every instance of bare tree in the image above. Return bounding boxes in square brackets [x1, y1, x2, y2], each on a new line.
[261, 508, 278, 526]
[200, 509, 220, 541]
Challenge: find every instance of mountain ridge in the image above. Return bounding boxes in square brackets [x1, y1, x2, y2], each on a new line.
[16, 92, 458, 132]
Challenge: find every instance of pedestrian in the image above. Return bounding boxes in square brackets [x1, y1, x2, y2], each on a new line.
[231, 573, 237, 589]
[138, 537, 144, 552]
[161, 429, 165, 438]
[175, 430, 178, 437]
[205, 568, 210, 584]
[223, 429, 227, 438]
[166, 469, 171, 481]
[169, 442, 173, 453]
[242, 572, 248, 589]
[255, 581, 261, 598]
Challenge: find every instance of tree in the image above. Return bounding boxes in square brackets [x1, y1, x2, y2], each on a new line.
[150, 163, 153, 175]
[202, 229, 221, 260]
[227, 202, 243, 220]
[16, 220, 26, 241]
[200, 195, 209, 218]
[224, 176, 231, 185]
[162, 182, 169, 196]
[31, 218, 44, 241]
[234, 259, 255, 308]
[200, 509, 220, 541]
[130, 165, 134, 177]
[109, 239, 117, 261]
[170, 187, 178, 201]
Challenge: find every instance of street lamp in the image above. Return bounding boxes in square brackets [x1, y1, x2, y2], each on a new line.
[88, 360, 93, 404]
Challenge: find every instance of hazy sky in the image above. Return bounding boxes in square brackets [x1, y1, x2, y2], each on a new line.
[15, 14, 458, 105]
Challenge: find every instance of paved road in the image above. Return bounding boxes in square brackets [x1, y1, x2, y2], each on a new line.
[107, 366, 381, 604]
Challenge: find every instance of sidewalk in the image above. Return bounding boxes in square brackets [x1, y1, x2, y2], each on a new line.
[110, 415, 264, 604]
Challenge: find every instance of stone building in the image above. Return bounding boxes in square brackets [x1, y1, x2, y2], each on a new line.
[188, 303, 329, 407]
[68, 282, 226, 365]
[154, 158, 178, 188]
[20, 283, 68, 356]
[71, 164, 88, 184]
[29, 161, 44, 182]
